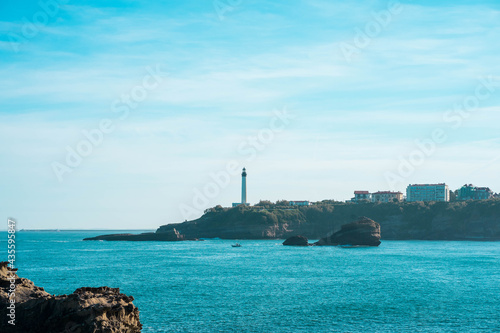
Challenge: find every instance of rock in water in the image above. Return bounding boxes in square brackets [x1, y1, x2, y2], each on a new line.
[0, 262, 142, 333]
[315, 217, 381, 246]
[283, 235, 309, 246]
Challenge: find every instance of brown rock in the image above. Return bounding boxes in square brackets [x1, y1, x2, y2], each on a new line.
[0, 262, 142, 333]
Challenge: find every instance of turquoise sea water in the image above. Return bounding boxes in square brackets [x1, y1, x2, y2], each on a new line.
[1, 230, 500, 332]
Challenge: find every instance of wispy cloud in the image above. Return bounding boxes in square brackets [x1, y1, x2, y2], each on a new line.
[1, 0, 499, 228]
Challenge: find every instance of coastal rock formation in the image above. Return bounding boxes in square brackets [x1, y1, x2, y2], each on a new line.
[85, 200, 500, 242]
[0, 262, 142, 333]
[84, 228, 186, 241]
[283, 235, 309, 246]
[315, 217, 381, 246]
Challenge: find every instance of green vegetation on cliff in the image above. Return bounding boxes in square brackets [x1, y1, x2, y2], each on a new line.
[157, 199, 500, 240]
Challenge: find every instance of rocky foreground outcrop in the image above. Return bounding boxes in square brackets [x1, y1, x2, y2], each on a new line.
[282, 235, 309, 246]
[314, 217, 381, 246]
[0, 262, 142, 333]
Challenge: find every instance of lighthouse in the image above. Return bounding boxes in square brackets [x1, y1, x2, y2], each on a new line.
[241, 167, 247, 204]
[232, 168, 249, 207]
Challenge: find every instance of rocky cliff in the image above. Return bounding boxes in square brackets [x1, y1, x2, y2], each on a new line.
[157, 200, 500, 240]
[86, 200, 500, 241]
[0, 262, 142, 333]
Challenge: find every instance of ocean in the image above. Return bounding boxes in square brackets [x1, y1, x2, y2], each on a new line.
[2, 230, 500, 332]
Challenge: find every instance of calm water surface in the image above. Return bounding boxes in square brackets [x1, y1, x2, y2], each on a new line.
[2, 231, 499, 332]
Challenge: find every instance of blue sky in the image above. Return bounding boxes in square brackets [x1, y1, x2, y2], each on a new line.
[1, 0, 499, 229]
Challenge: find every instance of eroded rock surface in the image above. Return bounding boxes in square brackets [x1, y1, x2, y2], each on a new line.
[0, 262, 142, 333]
[315, 217, 381, 246]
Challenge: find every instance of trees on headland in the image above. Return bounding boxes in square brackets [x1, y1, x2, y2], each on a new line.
[194, 198, 500, 240]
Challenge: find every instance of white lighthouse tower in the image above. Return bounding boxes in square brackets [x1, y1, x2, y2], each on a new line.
[241, 167, 247, 204]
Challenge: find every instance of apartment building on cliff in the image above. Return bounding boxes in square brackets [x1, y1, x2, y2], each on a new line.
[372, 191, 404, 203]
[352, 190, 403, 203]
[406, 183, 449, 202]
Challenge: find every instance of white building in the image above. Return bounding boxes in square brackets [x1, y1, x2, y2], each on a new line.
[352, 190, 402, 203]
[406, 183, 449, 202]
[232, 168, 250, 207]
[371, 191, 403, 203]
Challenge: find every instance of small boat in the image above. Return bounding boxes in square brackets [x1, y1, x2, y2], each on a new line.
[231, 243, 242, 247]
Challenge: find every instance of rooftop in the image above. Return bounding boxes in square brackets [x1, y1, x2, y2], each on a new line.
[408, 183, 447, 187]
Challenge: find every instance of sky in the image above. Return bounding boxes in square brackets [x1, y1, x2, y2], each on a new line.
[1, 0, 499, 229]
